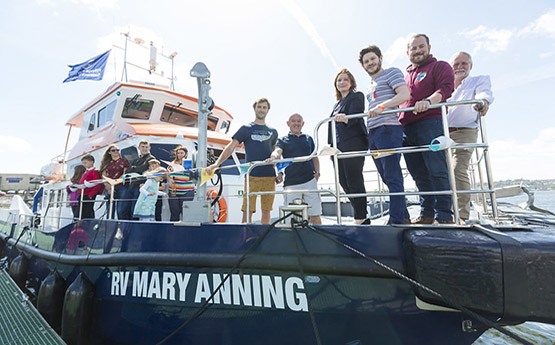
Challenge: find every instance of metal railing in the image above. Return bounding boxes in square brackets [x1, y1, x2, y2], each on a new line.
[26, 99, 498, 226]
[245, 99, 498, 224]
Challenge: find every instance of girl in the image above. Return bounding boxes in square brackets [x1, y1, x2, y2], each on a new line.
[168, 145, 195, 221]
[133, 160, 167, 221]
[100, 145, 130, 219]
[67, 165, 86, 220]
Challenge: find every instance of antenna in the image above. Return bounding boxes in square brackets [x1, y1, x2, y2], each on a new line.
[149, 41, 158, 74]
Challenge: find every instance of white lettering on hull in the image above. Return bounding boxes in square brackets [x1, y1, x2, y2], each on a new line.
[110, 271, 310, 312]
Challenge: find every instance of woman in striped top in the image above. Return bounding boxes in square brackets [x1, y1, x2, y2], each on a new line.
[168, 145, 195, 221]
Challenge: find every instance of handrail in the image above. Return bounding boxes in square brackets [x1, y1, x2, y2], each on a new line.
[245, 98, 497, 224]
[31, 99, 497, 225]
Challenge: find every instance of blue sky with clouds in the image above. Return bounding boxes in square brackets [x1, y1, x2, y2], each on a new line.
[1, 0, 554, 180]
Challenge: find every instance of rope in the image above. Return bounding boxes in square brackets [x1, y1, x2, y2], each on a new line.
[291, 219, 322, 345]
[156, 212, 294, 345]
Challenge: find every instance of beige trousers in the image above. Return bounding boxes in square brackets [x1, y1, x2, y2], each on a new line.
[450, 128, 479, 219]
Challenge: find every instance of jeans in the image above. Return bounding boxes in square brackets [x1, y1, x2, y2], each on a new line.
[169, 191, 194, 221]
[104, 186, 129, 220]
[403, 117, 453, 221]
[369, 125, 409, 223]
[126, 187, 141, 220]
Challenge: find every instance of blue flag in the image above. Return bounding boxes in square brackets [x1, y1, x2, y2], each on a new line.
[63, 49, 111, 83]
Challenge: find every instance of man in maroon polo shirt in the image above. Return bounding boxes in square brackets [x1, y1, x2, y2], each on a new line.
[400, 34, 455, 224]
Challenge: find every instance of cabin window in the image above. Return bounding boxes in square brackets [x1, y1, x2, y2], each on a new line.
[122, 96, 154, 120]
[98, 100, 117, 128]
[87, 113, 96, 132]
[121, 146, 139, 163]
[160, 103, 218, 131]
[220, 120, 230, 134]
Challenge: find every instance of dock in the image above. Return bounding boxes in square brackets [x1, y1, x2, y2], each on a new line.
[0, 269, 65, 345]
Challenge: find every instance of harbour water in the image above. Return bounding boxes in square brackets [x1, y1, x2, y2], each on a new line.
[474, 190, 555, 344]
[500, 190, 555, 213]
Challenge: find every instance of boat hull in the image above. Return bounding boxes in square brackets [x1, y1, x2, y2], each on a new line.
[3, 218, 554, 344]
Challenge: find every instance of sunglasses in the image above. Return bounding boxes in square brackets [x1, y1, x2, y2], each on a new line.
[110, 149, 120, 152]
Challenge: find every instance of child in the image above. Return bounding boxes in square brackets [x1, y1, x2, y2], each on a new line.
[79, 155, 104, 219]
[67, 165, 87, 220]
[133, 160, 168, 221]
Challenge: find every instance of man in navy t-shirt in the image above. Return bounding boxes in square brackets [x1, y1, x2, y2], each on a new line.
[266, 113, 322, 224]
[207, 98, 278, 224]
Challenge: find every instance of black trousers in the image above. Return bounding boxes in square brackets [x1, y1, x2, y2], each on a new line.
[81, 195, 95, 219]
[337, 156, 367, 219]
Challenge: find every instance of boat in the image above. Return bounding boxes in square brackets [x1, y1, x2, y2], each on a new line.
[1, 44, 555, 345]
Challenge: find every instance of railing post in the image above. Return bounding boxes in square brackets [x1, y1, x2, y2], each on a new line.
[330, 120, 342, 224]
[442, 105, 460, 222]
[109, 184, 115, 220]
[479, 116, 499, 223]
[79, 189, 83, 220]
[246, 166, 252, 223]
[57, 190, 63, 230]
[474, 149, 488, 214]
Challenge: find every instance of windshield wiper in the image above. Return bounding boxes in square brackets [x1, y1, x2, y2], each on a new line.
[124, 93, 142, 111]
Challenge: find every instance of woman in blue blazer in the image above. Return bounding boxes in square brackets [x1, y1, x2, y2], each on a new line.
[328, 68, 369, 224]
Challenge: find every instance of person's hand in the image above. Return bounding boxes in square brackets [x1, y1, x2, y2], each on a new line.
[314, 171, 321, 181]
[368, 105, 384, 118]
[335, 113, 348, 123]
[149, 192, 156, 196]
[413, 99, 430, 114]
[206, 164, 218, 175]
[474, 99, 489, 116]
[276, 173, 283, 184]
[265, 155, 278, 163]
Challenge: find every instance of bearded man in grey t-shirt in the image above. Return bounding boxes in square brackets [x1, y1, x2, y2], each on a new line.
[359, 45, 410, 224]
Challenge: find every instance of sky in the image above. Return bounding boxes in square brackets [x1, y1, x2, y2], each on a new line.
[1, 0, 554, 181]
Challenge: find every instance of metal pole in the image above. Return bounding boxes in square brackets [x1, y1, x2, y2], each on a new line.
[442, 105, 460, 222]
[330, 120, 342, 224]
[475, 149, 488, 214]
[189, 62, 213, 223]
[57, 190, 62, 230]
[170, 56, 175, 91]
[246, 167, 252, 223]
[79, 189, 83, 220]
[109, 184, 115, 220]
[479, 117, 499, 222]
[122, 33, 129, 82]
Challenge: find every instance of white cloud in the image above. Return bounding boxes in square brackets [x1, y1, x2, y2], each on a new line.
[462, 25, 513, 53]
[35, 0, 56, 6]
[489, 128, 555, 180]
[383, 34, 414, 67]
[72, 0, 119, 10]
[519, 9, 555, 39]
[0, 136, 32, 153]
[281, 0, 339, 71]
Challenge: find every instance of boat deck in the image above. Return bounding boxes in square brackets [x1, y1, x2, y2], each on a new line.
[0, 269, 65, 345]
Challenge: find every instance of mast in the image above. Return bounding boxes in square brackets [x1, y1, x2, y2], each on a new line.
[189, 62, 213, 222]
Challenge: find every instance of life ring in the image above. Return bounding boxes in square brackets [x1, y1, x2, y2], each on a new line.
[207, 190, 227, 223]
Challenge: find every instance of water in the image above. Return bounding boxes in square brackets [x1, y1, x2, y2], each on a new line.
[474, 190, 555, 344]
[499, 190, 555, 213]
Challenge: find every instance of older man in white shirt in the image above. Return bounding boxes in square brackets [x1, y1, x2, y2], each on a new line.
[447, 51, 494, 222]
